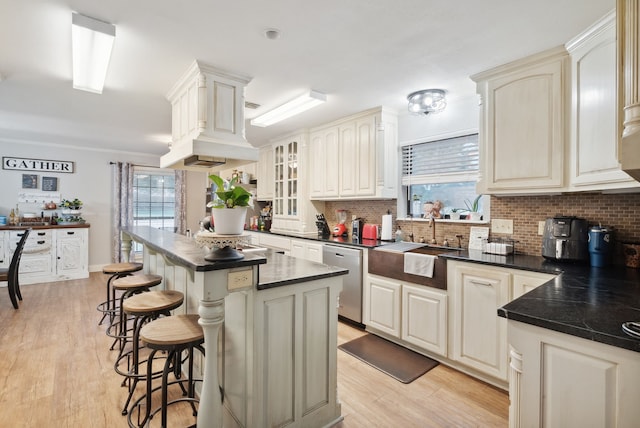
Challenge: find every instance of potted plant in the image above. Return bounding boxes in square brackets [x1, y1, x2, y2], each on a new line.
[465, 195, 483, 221]
[207, 174, 252, 235]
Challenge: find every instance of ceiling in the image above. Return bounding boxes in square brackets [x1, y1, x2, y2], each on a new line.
[0, 0, 614, 157]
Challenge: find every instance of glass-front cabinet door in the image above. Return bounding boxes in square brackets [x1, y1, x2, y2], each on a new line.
[273, 140, 298, 218]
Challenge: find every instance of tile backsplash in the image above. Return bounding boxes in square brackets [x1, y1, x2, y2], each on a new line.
[326, 192, 640, 258]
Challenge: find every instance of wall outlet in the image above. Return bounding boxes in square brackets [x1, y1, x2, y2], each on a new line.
[538, 221, 546, 236]
[228, 268, 253, 291]
[491, 218, 513, 234]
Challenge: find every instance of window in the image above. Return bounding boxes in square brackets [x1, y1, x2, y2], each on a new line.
[133, 168, 176, 231]
[401, 133, 487, 220]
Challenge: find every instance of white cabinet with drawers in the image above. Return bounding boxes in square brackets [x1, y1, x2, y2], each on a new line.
[2, 227, 89, 284]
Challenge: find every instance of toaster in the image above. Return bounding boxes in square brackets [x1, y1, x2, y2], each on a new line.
[362, 224, 379, 240]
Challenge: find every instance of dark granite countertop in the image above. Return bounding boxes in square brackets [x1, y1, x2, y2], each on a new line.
[441, 250, 640, 353]
[121, 226, 347, 289]
[122, 226, 266, 272]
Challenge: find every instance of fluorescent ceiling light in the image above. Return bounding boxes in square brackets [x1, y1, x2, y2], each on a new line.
[71, 12, 116, 94]
[250, 90, 326, 127]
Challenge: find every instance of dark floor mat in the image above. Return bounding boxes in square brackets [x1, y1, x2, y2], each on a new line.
[339, 333, 439, 384]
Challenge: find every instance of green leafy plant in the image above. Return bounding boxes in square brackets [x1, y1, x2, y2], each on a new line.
[60, 198, 83, 209]
[464, 194, 483, 213]
[207, 175, 252, 209]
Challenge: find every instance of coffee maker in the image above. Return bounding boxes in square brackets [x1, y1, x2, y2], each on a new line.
[352, 218, 364, 240]
[542, 216, 589, 262]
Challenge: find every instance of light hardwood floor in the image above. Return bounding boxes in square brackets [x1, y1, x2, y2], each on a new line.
[0, 273, 508, 427]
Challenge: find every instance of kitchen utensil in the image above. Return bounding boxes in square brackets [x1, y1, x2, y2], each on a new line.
[362, 224, 379, 240]
[588, 225, 613, 267]
[351, 218, 364, 240]
[333, 209, 348, 237]
[316, 213, 331, 237]
[542, 216, 589, 262]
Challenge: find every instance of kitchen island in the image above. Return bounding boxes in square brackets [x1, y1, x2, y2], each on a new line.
[120, 226, 347, 428]
[441, 250, 640, 427]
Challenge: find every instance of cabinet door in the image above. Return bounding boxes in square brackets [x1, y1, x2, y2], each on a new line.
[476, 49, 567, 193]
[401, 284, 447, 356]
[56, 229, 88, 277]
[256, 146, 274, 200]
[309, 131, 325, 198]
[450, 263, 511, 380]
[512, 271, 555, 300]
[355, 116, 376, 196]
[309, 128, 339, 198]
[569, 14, 636, 189]
[0, 231, 7, 268]
[338, 123, 357, 196]
[305, 242, 323, 264]
[365, 274, 401, 337]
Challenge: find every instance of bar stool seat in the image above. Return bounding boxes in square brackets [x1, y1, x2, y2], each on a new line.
[97, 262, 143, 325]
[116, 289, 184, 416]
[128, 314, 204, 428]
[106, 274, 163, 348]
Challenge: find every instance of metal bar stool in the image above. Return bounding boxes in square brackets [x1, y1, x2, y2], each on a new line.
[106, 274, 163, 351]
[116, 289, 184, 415]
[97, 262, 143, 325]
[128, 314, 204, 428]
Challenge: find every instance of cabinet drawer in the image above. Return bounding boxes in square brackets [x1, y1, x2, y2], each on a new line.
[20, 253, 54, 275]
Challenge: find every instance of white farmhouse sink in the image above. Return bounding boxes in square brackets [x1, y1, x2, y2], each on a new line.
[374, 242, 428, 253]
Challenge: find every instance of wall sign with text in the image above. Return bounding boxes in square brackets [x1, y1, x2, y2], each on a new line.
[2, 157, 75, 173]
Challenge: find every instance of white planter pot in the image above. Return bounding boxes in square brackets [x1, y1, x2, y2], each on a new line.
[211, 207, 248, 235]
[469, 212, 482, 221]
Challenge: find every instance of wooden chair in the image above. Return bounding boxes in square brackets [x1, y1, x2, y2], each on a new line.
[0, 229, 30, 309]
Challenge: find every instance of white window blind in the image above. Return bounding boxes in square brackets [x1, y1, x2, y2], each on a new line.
[402, 134, 479, 185]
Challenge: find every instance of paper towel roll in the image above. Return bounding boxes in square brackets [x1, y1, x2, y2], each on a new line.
[381, 214, 393, 241]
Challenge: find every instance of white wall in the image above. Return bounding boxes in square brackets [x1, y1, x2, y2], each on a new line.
[398, 94, 479, 144]
[0, 140, 204, 271]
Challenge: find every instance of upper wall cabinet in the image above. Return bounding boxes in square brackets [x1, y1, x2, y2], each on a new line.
[309, 107, 398, 200]
[256, 146, 274, 200]
[618, 1, 640, 182]
[567, 11, 639, 190]
[472, 47, 569, 194]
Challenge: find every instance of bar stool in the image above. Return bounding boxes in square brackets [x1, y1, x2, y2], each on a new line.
[106, 274, 163, 351]
[97, 262, 143, 325]
[128, 314, 204, 428]
[116, 289, 185, 415]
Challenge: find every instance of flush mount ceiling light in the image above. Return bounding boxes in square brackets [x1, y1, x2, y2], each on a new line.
[407, 89, 447, 115]
[250, 90, 326, 127]
[71, 12, 116, 94]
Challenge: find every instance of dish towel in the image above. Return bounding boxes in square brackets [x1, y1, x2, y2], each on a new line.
[403, 253, 436, 278]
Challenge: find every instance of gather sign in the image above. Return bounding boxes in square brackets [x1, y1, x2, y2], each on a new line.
[2, 157, 75, 173]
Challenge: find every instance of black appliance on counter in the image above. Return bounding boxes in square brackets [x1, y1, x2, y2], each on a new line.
[542, 216, 589, 262]
[316, 213, 331, 237]
[351, 218, 364, 240]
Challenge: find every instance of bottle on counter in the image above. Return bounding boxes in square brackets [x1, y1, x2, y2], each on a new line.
[9, 208, 15, 226]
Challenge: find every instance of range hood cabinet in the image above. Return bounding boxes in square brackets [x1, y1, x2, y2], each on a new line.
[160, 61, 258, 170]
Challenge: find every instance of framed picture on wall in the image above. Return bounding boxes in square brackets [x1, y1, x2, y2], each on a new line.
[22, 174, 38, 189]
[42, 176, 58, 191]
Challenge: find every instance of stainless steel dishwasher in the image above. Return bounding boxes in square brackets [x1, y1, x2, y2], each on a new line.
[323, 244, 363, 324]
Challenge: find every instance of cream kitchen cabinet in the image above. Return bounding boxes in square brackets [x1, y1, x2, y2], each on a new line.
[289, 238, 323, 263]
[256, 146, 274, 200]
[308, 107, 398, 200]
[0, 232, 7, 269]
[364, 274, 447, 357]
[309, 127, 339, 198]
[472, 46, 569, 194]
[269, 132, 325, 235]
[449, 261, 511, 380]
[448, 260, 557, 384]
[401, 283, 447, 356]
[3, 227, 89, 285]
[508, 320, 640, 428]
[567, 11, 639, 191]
[364, 274, 401, 337]
[55, 228, 88, 279]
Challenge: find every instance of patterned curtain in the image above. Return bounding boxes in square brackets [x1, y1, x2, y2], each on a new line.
[174, 170, 187, 235]
[111, 162, 134, 262]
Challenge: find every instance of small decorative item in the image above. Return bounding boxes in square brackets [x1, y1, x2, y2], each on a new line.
[431, 200, 443, 219]
[42, 176, 58, 191]
[207, 175, 252, 235]
[58, 198, 85, 224]
[465, 194, 483, 221]
[22, 174, 38, 189]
